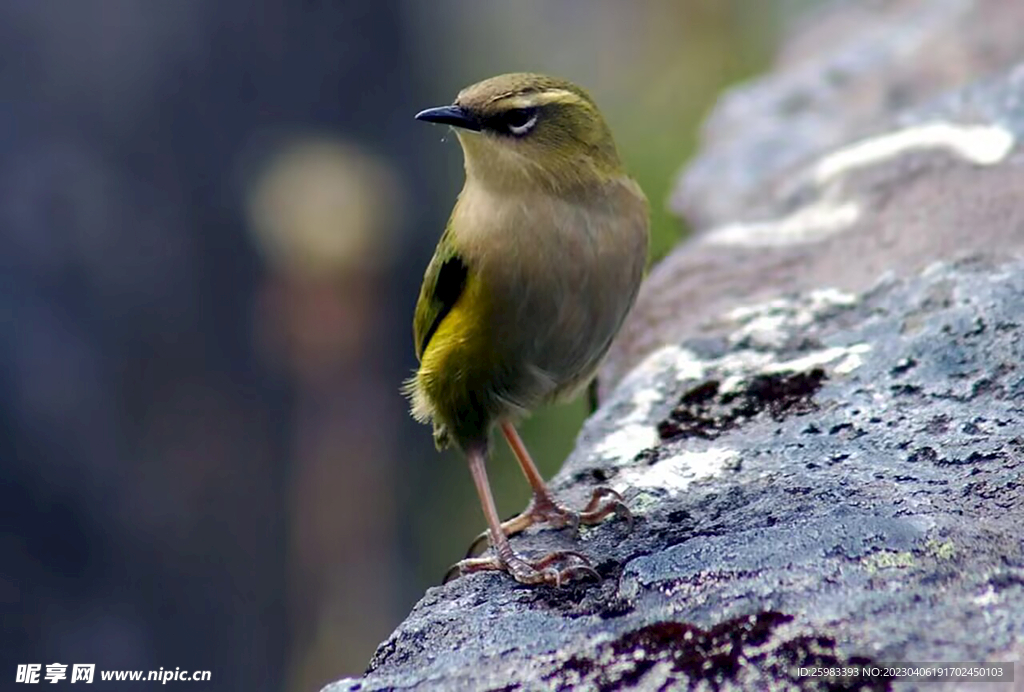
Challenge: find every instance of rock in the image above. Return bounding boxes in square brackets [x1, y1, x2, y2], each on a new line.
[674, 0, 1024, 230]
[329, 256, 1024, 691]
[602, 0, 1024, 392]
[603, 62, 1024, 395]
[327, 3, 1024, 690]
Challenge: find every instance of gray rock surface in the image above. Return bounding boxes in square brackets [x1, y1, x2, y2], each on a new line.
[675, 0, 1024, 230]
[329, 256, 1023, 691]
[603, 0, 1024, 391]
[327, 2, 1024, 690]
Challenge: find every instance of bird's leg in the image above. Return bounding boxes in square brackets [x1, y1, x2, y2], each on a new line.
[502, 421, 633, 531]
[445, 444, 599, 585]
[465, 421, 631, 557]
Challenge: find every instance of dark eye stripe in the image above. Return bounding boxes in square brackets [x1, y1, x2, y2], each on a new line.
[482, 107, 540, 136]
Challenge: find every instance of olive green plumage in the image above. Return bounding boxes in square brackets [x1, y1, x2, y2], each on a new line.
[407, 73, 649, 452]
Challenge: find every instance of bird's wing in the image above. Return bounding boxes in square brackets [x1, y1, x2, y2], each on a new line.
[413, 227, 469, 362]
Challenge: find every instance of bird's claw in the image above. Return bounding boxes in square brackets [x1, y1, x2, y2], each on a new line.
[579, 486, 633, 533]
[444, 549, 600, 586]
[465, 485, 631, 557]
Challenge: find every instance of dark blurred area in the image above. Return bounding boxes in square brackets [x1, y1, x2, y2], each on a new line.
[1, 1, 799, 689]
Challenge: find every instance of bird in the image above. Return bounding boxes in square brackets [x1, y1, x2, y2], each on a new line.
[407, 73, 649, 586]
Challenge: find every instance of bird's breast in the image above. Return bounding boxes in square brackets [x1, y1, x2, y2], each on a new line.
[452, 179, 648, 399]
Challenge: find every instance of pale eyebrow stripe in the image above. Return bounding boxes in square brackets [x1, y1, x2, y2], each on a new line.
[487, 89, 587, 109]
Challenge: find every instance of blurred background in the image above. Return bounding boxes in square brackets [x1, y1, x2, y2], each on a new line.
[1, 1, 818, 689]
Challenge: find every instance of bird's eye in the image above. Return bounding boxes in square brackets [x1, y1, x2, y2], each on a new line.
[503, 108, 538, 136]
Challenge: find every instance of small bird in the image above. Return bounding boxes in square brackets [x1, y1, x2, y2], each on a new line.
[407, 73, 649, 586]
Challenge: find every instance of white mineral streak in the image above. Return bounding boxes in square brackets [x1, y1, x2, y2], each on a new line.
[614, 447, 738, 496]
[593, 287, 872, 468]
[593, 341, 869, 467]
[727, 290, 858, 350]
[814, 122, 1015, 184]
[701, 122, 1015, 249]
[592, 425, 660, 466]
[592, 347, 703, 465]
[765, 344, 872, 374]
[701, 200, 861, 248]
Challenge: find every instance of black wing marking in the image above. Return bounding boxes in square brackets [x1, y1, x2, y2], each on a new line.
[415, 252, 469, 360]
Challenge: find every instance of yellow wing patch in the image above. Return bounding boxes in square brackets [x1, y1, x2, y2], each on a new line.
[405, 271, 492, 424]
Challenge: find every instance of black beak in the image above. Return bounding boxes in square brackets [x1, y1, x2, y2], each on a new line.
[414, 105, 481, 132]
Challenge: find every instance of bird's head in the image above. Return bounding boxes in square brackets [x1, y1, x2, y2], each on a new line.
[416, 73, 624, 193]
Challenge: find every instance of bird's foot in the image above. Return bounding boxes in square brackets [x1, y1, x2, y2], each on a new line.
[444, 549, 600, 586]
[465, 486, 632, 557]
